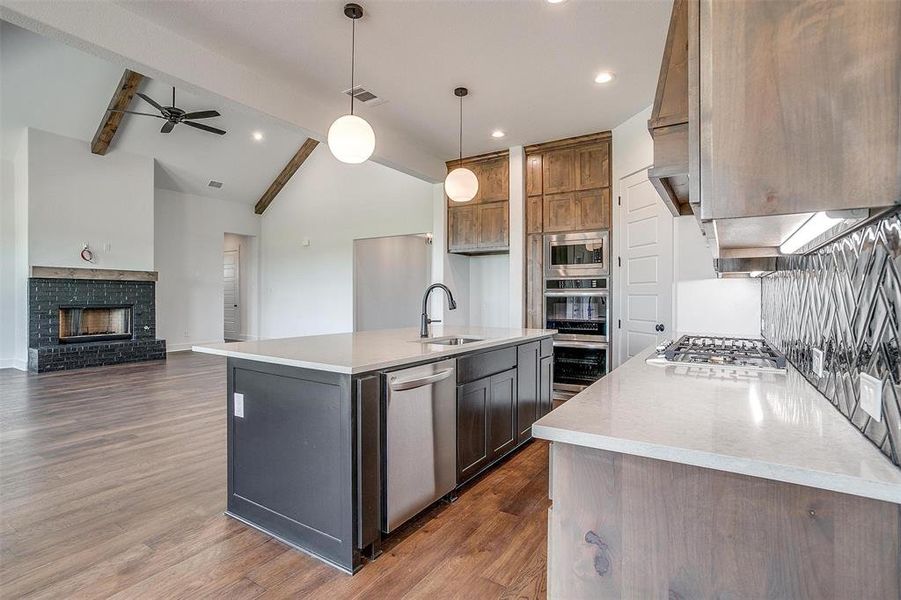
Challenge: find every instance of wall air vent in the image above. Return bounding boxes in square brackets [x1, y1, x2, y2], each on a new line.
[342, 86, 387, 107]
[208, 180, 223, 189]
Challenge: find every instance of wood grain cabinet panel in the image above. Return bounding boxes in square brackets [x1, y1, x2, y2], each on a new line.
[542, 149, 575, 194]
[543, 193, 577, 232]
[478, 202, 509, 249]
[479, 157, 509, 203]
[526, 196, 543, 234]
[575, 143, 609, 190]
[576, 188, 611, 230]
[526, 234, 544, 329]
[447, 205, 479, 252]
[698, 0, 901, 219]
[526, 154, 543, 196]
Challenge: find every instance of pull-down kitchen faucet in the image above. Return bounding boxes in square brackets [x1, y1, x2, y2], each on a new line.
[420, 284, 457, 338]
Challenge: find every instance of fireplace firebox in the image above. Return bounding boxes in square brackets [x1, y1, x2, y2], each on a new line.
[58, 306, 133, 344]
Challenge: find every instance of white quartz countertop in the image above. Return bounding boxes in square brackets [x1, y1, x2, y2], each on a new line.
[533, 346, 901, 504]
[193, 326, 554, 374]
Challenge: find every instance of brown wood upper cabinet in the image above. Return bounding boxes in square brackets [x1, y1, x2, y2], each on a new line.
[525, 132, 612, 235]
[446, 150, 510, 254]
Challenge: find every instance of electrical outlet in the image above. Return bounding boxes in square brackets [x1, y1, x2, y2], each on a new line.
[812, 348, 825, 377]
[233, 392, 244, 418]
[859, 373, 883, 422]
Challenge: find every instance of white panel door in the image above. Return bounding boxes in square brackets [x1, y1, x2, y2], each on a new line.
[617, 170, 673, 365]
[223, 249, 240, 340]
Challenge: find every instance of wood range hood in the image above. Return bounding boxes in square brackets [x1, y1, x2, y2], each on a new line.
[648, 0, 901, 275]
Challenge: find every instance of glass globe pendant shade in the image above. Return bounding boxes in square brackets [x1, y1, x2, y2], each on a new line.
[328, 114, 375, 164]
[444, 167, 479, 203]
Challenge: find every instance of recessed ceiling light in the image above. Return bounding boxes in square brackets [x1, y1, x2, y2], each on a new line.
[547, 0, 567, 4]
[252, 131, 264, 142]
[491, 130, 506, 139]
[594, 71, 615, 84]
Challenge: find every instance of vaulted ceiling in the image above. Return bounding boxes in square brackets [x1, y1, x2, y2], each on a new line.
[1, 21, 309, 205]
[120, 0, 671, 159]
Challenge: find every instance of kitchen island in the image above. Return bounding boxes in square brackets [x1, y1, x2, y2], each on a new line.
[194, 326, 555, 573]
[533, 345, 901, 599]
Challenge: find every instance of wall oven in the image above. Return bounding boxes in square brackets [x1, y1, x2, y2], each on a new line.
[544, 231, 609, 278]
[543, 231, 611, 399]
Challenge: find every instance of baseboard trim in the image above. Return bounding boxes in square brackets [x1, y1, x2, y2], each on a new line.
[167, 340, 222, 353]
[0, 358, 28, 371]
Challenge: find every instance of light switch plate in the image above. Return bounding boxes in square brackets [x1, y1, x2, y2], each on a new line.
[811, 348, 825, 377]
[859, 373, 882, 422]
[234, 392, 245, 418]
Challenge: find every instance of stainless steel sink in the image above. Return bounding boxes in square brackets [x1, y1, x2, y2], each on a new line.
[418, 335, 485, 346]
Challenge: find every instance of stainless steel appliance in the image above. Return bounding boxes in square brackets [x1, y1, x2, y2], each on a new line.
[544, 231, 609, 278]
[383, 359, 456, 532]
[542, 232, 611, 399]
[646, 335, 786, 373]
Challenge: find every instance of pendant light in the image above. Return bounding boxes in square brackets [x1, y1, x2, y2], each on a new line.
[444, 87, 478, 203]
[328, 3, 375, 164]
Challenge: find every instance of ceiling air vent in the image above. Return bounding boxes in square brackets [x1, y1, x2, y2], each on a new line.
[208, 180, 223, 189]
[342, 86, 387, 107]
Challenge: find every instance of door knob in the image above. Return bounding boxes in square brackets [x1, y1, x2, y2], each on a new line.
[655, 323, 665, 332]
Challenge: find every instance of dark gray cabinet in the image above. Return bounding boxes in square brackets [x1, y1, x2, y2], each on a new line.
[516, 342, 540, 444]
[488, 368, 517, 459]
[539, 355, 553, 418]
[456, 368, 518, 485]
[457, 376, 490, 483]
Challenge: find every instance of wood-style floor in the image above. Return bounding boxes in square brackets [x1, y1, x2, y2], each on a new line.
[0, 352, 550, 599]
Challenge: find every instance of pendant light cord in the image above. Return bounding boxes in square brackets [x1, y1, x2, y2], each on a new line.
[458, 94, 463, 165]
[350, 17, 356, 116]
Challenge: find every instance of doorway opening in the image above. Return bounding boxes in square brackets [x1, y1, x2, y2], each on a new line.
[223, 233, 255, 342]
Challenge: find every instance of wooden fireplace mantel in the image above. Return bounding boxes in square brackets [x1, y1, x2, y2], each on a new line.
[30, 266, 158, 282]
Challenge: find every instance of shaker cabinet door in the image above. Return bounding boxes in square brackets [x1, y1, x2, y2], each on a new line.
[457, 377, 490, 483]
[488, 369, 517, 461]
[448, 205, 479, 252]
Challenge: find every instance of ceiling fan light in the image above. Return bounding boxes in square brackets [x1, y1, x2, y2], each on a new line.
[328, 114, 375, 164]
[445, 167, 479, 203]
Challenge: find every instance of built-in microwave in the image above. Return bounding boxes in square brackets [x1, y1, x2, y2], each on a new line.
[544, 231, 609, 278]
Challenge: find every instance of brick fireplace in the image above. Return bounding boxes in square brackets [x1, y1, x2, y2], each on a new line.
[28, 267, 166, 372]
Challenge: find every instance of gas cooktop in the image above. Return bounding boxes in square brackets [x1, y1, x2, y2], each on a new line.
[648, 335, 787, 372]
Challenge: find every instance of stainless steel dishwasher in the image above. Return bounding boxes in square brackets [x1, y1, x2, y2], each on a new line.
[383, 358, 456, 533]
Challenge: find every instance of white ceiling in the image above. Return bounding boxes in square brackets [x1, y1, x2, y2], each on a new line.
[118, 0, 672, 160]
[1, 21, 310, 205]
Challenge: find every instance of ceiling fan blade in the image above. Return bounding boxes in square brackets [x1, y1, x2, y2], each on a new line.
[108, 109, 166, 119]
[184, 121, 227, 136]
[160, 121, 176, 134]
[183, 110, 220, 120]
[137, 92, 168, 115]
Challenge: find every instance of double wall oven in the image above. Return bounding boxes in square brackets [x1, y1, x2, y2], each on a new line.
[543, 231, 610, 399]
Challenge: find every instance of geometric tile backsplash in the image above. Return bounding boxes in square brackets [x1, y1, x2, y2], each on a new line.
[762, 210, 901, 468]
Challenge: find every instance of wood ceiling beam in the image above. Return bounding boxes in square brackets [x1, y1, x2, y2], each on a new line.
[91, 69, 145, 155]
[254, 138, 320, 215]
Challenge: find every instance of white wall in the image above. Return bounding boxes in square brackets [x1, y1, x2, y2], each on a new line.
[260, 148, 434, 338]
[154, 189, 260, 351]
[27, 128, 155, 271]
[611, 105, 761, 354]
[469, 254, 511, 328]
[430, 184, 470, 326]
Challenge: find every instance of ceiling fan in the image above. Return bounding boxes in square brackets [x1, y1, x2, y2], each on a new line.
[111, 86, 226, 136]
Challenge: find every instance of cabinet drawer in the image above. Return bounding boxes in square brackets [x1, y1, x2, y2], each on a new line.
[457, 346, 516, 384]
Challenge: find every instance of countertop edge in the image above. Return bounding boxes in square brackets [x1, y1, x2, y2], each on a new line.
[532, 424, 901, 504]
[192, 331, 554, 375]
[191, 345, 354, 374]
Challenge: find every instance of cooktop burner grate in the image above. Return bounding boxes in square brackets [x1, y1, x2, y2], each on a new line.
[662, 335, 786, 369]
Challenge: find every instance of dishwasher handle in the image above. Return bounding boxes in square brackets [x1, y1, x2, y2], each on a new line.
[388, 368, 454, 391]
